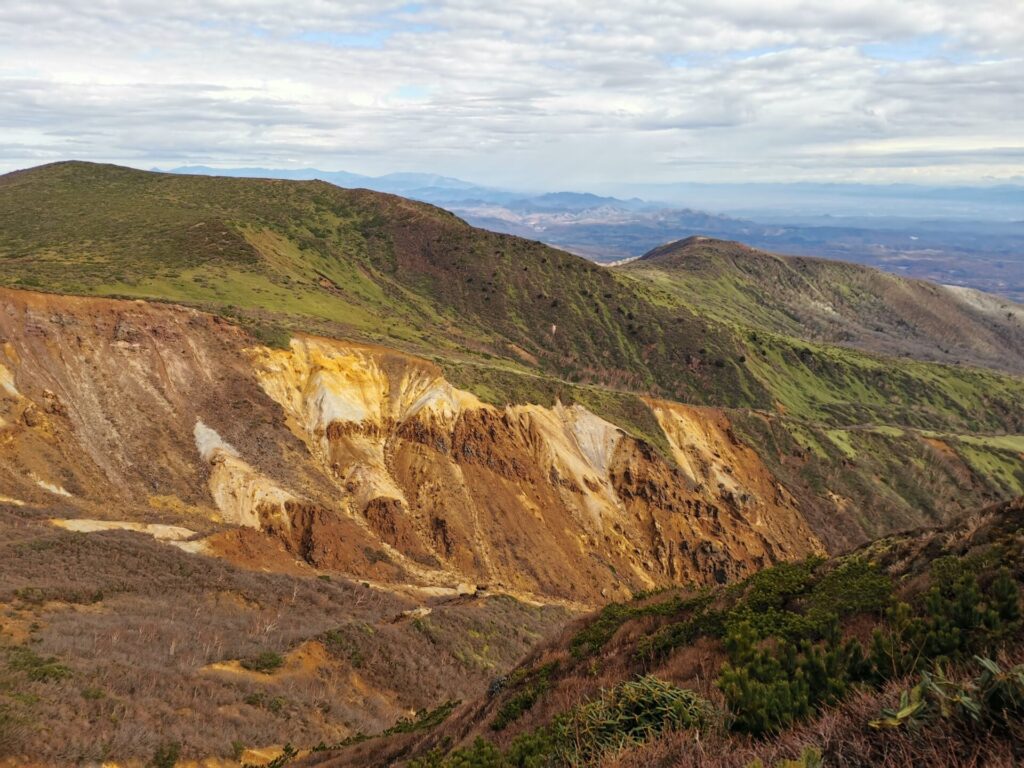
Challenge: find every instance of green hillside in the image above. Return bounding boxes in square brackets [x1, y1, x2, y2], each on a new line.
[0, 161, 753, 406]
[4, 163, 1024, 433]
[625, 236, 1024, 375]
[3, 161, 1024, 545]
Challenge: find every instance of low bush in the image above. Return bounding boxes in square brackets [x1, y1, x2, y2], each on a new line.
[718, 621, 869, 735]
[148, 741, 181, 768]
[720, 566, 1021, 735]
[244, 693, 287, 714]
[869, 567, 1021, 679]
[5, 645, 71, 683]
[412, 676, 712, 767]
[491, 662, 558, 731]
[560, 676, 714, 763]
[240, 651, 285, 674]
[570, 595, 687, 659]
[870, 656, 1024, 732]
[637, 559, 891, 665]
[634, 606, 725, 663]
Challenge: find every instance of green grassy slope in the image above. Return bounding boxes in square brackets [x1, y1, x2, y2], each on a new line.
[611, 235, 1024, 536]
[0, 162, 753, 406]
[3, 162, 1024, 548]
[741, 330, 1024, 433]
[5, 163, 1024, 432]
[624, 236, 1024, 374]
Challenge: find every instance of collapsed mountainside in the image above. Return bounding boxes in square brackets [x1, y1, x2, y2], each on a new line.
[304, 497, 1024, 768]
[2, 162, 1024, 557]
[0, 286, 824, 765]
[0, 288, 822, 604]
[3, 285, 1022, 601]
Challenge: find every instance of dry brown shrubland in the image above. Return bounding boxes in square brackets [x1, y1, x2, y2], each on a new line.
[0, 505, 568, 763]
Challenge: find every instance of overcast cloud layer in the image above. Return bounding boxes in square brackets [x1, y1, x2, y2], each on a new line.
[1, 0, 1022, 188]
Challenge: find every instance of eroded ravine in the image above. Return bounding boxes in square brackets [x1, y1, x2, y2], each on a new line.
[246, 334, 824, 597]
[0, 288, 822, 603]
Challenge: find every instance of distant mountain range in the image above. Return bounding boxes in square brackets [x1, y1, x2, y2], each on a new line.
[606, 180, 1024, 221]
[4, 161, 1024, 764]
[167, 164, 514, 204]
[459, 202, 1024, 301]
[167, 165, 1024, 218]
[165, 165, 1024, 301]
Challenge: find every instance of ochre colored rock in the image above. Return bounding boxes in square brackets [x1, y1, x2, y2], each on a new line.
[0, 288, 824, 603]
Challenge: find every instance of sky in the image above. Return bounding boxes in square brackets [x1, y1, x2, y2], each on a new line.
[1, 0, 1023, 190]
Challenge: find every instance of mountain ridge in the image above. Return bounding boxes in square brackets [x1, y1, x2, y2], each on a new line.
[0, 161, 757, 410]
[626, 235, 1024, 374]
[150, 163, 1024, 301]
[2, 161, 1024, 763]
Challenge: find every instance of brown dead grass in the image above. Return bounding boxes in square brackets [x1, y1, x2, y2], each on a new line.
[0, 506, 569, 764]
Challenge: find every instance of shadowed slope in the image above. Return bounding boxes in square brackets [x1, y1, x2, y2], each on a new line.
[625, 236, 1024, 374]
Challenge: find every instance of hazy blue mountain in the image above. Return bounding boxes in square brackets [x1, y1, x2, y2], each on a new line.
[167, 165, 372, 187]
[166, 165, 518, 204]
[603, 181, 1024, 221]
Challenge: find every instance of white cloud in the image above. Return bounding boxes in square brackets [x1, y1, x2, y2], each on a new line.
[0, 0, 1021, 186]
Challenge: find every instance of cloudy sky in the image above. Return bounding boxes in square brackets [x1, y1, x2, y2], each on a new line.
[1, 1, 1022, 189]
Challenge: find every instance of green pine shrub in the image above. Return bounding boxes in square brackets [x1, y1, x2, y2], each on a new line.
[413, 677, 712, 767]
[570, 597, 684, 659]
[870, 568, 1021, 679]
[491, 662, 558, 731]
[240, 651, 285, 674]
[634, 606, 726, 663]
[148, 741, 181, 768]
[5, 646, 71, 683]
[721, 562, 1020, 735]
[717, 620, 867, 735]
[637, 558, 891, 665]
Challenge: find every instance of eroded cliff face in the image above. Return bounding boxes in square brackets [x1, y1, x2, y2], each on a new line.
[246, 337, 823, 596]
[0, 288, 822, 603]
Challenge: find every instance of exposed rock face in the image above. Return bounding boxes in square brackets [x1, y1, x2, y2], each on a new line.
[0, 288, 822, 603]
[193, 419, 294, 531]
[248, 335, 823, 598]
